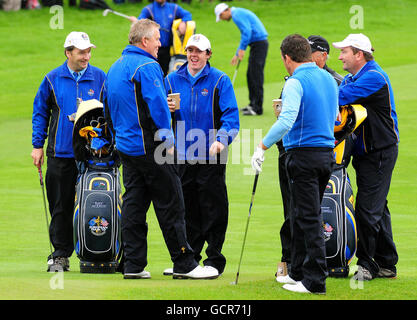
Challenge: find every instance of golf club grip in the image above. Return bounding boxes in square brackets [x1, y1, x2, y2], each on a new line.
[252, 172, 259, 194]
[38, 167, 43, 186]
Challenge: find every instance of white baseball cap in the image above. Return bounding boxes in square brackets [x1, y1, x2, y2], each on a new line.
[63, 31, 96, 50]
[215, 3, 229, 22]
[332, 33, 373, 54]
[185, 34, 211, 52]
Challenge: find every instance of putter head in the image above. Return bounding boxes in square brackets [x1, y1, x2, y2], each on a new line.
[103, 9, 111, 17]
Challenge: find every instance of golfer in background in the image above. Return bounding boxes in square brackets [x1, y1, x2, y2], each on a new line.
[164, 34, 239, 278]
[215, 2, 268, 116]
[103, 19, 217, 280]
[251, 34, 338, 294]
[129, 0, 192, 76]
[31, 31, 105, 272]
[333, 33, 399, 281]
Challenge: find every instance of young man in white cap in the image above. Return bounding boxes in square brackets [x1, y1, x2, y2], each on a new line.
[215, 3, 268, 116]
[164, 34, 240, 278]
[333, 33, 399, 281]
[32, 31, 106, 272]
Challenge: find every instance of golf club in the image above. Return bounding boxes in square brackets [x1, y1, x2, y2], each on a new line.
[103, 8, 131, 21]
[231, 170, 260, 285]
[38, 167, 62, 272]
[231, 60, 241, 87]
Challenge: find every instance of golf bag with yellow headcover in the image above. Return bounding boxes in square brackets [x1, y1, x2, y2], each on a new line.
[321, 104, 367, 277]
[72, 99, 122, 273]
[168, 19, 196, 74]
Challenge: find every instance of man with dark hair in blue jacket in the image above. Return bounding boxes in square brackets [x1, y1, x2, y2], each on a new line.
[333, 33, 399, 281]
[103, 19, 217, 280]
[251, 34, 338, 294]
[129, 0, 192, 76]
[31, 31, 106, 272]
[215, 3, 268, 116]
[164, 34, 239, 278]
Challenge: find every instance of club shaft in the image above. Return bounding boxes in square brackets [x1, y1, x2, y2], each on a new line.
[231, 60, 241, 86]
[38, 167, 54, 256]
[112, 10, 131, 20]
[234, 172, 259, 284]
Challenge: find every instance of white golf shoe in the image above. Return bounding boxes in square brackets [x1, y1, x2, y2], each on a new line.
[173, 265, 219, 279]
[123, 270, 151, 279]
[163, 268, 173, 276]
[283, 281, 326, 295]
[276, 275, 297, 284]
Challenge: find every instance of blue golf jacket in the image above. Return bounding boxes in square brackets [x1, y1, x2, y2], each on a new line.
[339, 60, 399, 153]
[32, 62, 106, 158]
[103, 45, 174, 157]
[138, 2, 192, 48]
[164, 62, 240, 161]
[231, 7, 268, 54]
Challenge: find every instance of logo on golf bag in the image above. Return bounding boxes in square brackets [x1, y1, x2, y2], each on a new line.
[323, 222, 334, 242]
[88, 216, 109, 236]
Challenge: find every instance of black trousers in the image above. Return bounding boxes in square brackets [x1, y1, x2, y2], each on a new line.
[247, 40, 268, 115]
[158, 46, 171, 76]
[119, 151, 197, 274]
[178, 163, 228, 274]
[352, 144, 398, 276]
[45, 157, 78, 259]
[286, 148, 334, 293]
[277, 141, 291, 264]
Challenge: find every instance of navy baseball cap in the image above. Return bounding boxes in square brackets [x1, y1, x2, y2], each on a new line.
[308, 35, 330, 54]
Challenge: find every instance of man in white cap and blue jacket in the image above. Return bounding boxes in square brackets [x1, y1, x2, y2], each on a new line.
[31, 31, 106, 272]
[164, 33, 239, 278]
[333, 33, 399, 281]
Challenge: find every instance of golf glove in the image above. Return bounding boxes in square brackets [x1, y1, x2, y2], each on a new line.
[251, 146, 265, 172]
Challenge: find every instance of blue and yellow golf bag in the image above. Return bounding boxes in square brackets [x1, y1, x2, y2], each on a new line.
[72, 99, 122, 273]
[168, 19, 196, 74]
[321, 104, 367, 277]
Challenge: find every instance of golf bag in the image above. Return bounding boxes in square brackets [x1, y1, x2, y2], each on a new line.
[72, 99, 122, 273]
[321, 104, 367, 277]
[168, 19, 196, 74]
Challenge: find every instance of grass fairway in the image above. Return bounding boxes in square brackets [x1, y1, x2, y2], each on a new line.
[1, 0, 417, 302]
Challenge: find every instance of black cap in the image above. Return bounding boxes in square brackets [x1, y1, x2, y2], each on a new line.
[308, 35, 330, 54]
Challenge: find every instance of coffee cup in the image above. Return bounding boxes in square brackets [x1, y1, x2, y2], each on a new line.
[272, 99, 282, 117]
[168, 93, 181, 110]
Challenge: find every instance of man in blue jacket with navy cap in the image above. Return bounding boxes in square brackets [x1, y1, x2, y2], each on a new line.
[31, 31, 106, 272]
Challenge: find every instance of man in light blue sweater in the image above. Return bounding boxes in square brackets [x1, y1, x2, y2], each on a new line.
[251, 34, 338, 294]
[215, 3, 268, 116]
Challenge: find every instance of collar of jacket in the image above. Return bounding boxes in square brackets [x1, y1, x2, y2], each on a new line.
[59, 61, 95, 81]
[122, 44, 158, 61]
[351, 60, 377, 81]
[176, 61, 211, 82]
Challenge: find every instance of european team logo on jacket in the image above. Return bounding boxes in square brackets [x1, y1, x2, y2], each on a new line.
[201, 88, 208, 96]
[89, 216, 109, 236]
[88, 89, 94, 97]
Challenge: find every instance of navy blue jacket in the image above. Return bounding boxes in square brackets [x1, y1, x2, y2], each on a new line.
[139, 2, 192, 48]
[164, 62, 239, 161]
[32, 62, 106, 158]
[104, 45, 174, 157]
[339, 60, 399, 153]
